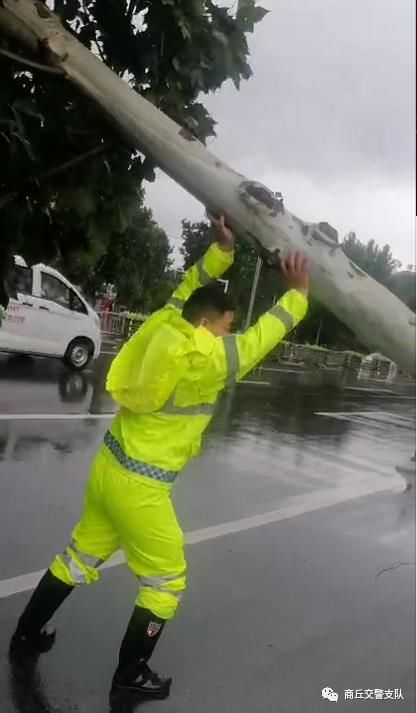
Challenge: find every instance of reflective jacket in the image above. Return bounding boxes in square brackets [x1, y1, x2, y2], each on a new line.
[104, 243, 308, 489]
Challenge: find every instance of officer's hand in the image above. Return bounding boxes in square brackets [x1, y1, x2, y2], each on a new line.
[279, 252, 309, 296]
[212, 213, 235, 253]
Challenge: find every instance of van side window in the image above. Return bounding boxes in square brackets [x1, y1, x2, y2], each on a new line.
[70, 290, 87, 315]
[15, 266, 33, 295]
[41, 273, 70, 308]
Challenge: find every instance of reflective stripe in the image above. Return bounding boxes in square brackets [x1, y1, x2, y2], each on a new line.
[104, 431, 178, 484]
[269, 304, 294, 331]
[140, 574, 181, 587]
[139, 574, 184, 599]
[60, 552, 87, 585]
[69, 540, 104, 569]
[196, 259, 212, 286]
[59, 542, 105, 584]
[159, 393, 216, 417]
[223, 334, 240, 387]
[167, 297, 184, 310]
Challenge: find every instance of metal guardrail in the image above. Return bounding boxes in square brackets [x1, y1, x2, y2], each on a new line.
[99, 311, 148, 340]
[99, 311, 126, 337]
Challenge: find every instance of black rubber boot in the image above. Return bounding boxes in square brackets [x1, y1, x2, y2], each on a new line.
[10, 569, 74, 656]
[111, 606, 171, 699]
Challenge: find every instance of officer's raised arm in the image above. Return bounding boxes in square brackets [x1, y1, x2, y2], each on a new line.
[234, 252, 309, 379]
[166, 214, 235, 312]
[213, 253, 309, 387]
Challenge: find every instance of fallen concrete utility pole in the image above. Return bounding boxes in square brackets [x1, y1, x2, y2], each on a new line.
[0, 0, 415, 373]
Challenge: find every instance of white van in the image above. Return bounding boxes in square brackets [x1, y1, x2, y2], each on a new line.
[0, 257, 101, 370]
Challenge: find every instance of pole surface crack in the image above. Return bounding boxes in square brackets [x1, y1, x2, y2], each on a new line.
[374, 561, 415, 581]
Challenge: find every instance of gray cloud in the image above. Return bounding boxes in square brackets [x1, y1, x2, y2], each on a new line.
[146, 0, 415, 265]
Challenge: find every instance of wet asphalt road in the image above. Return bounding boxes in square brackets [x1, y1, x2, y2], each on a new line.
[0, 353, 415, 713]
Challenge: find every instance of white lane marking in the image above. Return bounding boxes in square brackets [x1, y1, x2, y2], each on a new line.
[363, 396, 416, 400]
[0, 476, 398, 599]
[317, 410, 407, 418]
[345, 387, 394, 393]
[316, 414, 388, 429]
[335, 410, 415, 423]
[316, 411, 415, 430]
[186, 478, 398, 543]
[260, 367, 306, 375]
[239, 380, 271, 386]
[0, 413, 115, 421]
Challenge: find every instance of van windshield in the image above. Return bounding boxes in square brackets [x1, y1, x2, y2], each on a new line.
[15, 266, 33, 295]
[40, 272, 88, 314]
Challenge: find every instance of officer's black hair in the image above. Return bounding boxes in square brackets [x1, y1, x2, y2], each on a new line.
[182, 283, 236, 325]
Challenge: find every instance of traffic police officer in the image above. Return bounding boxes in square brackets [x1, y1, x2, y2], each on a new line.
[11, 216, 309, 700]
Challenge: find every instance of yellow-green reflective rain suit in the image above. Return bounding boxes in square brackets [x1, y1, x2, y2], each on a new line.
[50, 243, 308, 620]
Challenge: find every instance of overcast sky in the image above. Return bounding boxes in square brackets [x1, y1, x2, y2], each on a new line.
[145, 0, 415, 267]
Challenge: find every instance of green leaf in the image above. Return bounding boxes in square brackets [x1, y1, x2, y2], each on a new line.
[236, 0, 255, 19]
[86, 216, 104, 245]
[236, 0, 269, 32]
[178, 18, 192, 40]
[129, 156, 145, 180]
[110, 194, 138, 233]
[13, 100, 44, 123]
[103, 158, 112, 178]
[189, 68, 204, 89]
[141, 159, 156, 182]
[230, 69, 241, 90]
[253, 7, 269, 24]
[73, 188, 97, 219]
[212, 30, 228, 46]
[10, 129, 36, 161]
[59, 187, 96, 218]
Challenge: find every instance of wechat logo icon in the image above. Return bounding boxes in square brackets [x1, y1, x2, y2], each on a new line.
[322, 687, 339, 702]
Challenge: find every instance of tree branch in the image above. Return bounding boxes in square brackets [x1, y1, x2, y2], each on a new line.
[0, 143, 110, 210]
[42, 142, 111, 180]
[0, 47, 65, 75]
[127, 0, 136, 21]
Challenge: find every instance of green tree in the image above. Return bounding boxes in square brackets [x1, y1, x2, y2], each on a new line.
[342, 232, 400, 286]
[0, 0, 268, 305]
[180, 220, 213, 270]
[95, 204, 173, 312]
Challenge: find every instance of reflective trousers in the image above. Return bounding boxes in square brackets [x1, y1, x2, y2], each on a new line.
[50, 449, 186, 620]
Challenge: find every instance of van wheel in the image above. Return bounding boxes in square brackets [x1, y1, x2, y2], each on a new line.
[64, 338, 93, 370]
